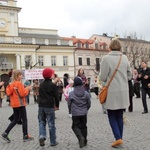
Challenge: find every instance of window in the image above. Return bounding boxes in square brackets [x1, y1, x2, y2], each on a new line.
[38, 56, 44, 66]
[25, 55, 31, 69]
[63, 56, 68, 66]
[87, 58, 90, 66]
[85, 43, 89, 49]
[95, 43, 98, 49]
[103, 45, 106, 50]
[78, 57, 82, 65]
[77, 42, 81, 48]
[51, 56, 56, 66]
[96, 58, 100, 71]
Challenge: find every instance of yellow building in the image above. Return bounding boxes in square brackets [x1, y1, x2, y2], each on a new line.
[0, 0, 75, 86]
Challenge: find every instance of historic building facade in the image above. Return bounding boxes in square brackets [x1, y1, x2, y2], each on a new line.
[62, 36, 109, 81]
[0, 0, 76, 86]
[90, 34, 150, 68]
[0, 0, 150, 87]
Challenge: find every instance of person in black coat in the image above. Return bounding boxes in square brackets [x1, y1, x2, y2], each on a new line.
[128, 80, 134, 112]
[137, 61, 150, 114]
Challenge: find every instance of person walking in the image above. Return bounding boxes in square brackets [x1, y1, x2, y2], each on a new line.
[0, 82, 5, 107]
[137, 61, 150, 114]
[38, 68, 59, 147]
[32, 79, 39, 104]
[1, 70, 33, 143]
[55, 78, 64, 102]
[68, 77, 91, 148]
[99, 39, 132, 147]
[24, 80, 31, 104]
[91, 76, 99, 99]
[128, 79, 134, 112]
[64, 78, 74, 117]
[77, 68, 88, 91]
[133, 69, 141, 98]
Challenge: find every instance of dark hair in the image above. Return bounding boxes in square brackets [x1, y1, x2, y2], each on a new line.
[141, 61, 147, 64]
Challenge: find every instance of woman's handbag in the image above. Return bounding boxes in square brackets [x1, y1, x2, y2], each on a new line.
[99, 86, 108, 104]
[99, 55, 122, 104]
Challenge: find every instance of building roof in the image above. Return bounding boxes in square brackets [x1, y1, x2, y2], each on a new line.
[62, 37, 94, 44]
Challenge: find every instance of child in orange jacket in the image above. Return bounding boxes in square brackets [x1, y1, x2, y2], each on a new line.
[1, 70, 34, 143]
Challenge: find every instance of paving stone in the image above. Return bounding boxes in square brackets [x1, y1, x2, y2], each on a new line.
[0, 93, 150, 150]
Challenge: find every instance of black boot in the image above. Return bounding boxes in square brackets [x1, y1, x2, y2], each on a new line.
[81, 128, 87, 145]
[79, 136, 85, 148]
[72, 127, 86, 148]
[34, 96, 37, 104]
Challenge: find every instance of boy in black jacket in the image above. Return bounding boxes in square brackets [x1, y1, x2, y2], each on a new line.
[38, 68, 59, 147]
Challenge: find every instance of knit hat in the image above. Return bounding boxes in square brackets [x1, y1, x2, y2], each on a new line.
[74, 77, 83, 86]
[68, 79, 74, 84]
[42, 68, 54, 79]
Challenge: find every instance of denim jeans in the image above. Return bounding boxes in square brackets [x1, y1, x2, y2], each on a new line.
[38, 107, 56, 145]
[107, 109, 124, 140]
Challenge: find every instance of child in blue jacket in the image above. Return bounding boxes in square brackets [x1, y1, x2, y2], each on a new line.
[68, 77, 91, 148]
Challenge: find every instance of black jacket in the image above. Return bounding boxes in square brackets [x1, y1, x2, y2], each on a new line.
[137, 67, 150, 89]
[38, 78, 59, 108]
[128, 80, 134, 97]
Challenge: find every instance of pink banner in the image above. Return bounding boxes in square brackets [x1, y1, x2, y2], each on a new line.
[24, 69, 44, 80]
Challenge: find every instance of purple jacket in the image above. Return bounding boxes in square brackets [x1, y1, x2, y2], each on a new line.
[68, 85, 91, 116]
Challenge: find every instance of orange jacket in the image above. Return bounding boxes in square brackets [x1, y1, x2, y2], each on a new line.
[6, 81, 29, 108]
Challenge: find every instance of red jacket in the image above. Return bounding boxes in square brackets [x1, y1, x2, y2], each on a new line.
[6, 81, 29, 108]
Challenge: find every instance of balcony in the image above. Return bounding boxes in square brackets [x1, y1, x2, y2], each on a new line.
[0, 36, 73, 46]
[0, 62, 13, 71]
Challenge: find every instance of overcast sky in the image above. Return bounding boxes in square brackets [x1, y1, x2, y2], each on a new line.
[17, 0, 150, 41]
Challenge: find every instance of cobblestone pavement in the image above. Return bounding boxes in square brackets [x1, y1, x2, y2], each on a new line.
[0, 93, 150, 150]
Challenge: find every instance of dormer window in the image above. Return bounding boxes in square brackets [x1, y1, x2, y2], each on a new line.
[85, 43, 89, 49]
[95, 43, 98, 49]
[77, 42, 81, 48]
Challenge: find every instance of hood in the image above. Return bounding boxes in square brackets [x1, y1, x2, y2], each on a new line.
[73, 86, 85, 97]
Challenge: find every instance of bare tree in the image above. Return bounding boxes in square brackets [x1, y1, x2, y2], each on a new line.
[121, 38, 150, 68]
[89, 49, 108, 75]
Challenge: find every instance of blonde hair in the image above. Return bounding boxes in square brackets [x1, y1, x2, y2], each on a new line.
[109, 39, 121, 51]
[12, 70, 22, 81]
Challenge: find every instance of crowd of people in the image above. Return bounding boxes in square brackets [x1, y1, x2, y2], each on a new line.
[0, 39, 150, 149]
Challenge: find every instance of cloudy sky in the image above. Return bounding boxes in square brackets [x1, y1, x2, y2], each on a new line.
[17, 0, 150, 40]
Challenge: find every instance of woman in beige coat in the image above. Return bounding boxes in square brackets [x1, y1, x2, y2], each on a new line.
[99, 39, 132, 147]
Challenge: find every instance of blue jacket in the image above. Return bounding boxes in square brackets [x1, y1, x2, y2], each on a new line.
[68, 85, 91, 116]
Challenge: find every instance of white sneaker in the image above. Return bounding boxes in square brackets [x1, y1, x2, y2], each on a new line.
[69, 114, 72, 117]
